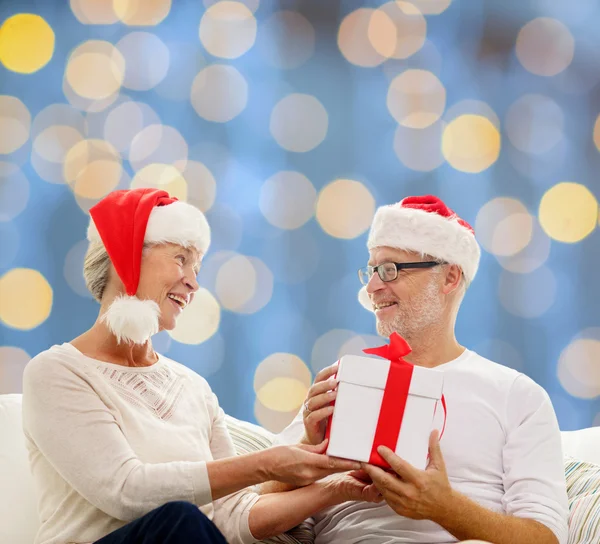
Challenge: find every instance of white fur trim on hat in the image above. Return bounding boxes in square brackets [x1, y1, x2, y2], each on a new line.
[100, 295, 160, 344]
[145, 200, 211, 253]
[358, 286, 373, 312]
[367, 205, 481, 284]
[87, 200, 211, 254]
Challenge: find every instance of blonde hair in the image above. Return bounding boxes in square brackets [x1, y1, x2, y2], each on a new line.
[83, 242, 112, 302]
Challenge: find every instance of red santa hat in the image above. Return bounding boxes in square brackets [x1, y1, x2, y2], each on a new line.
[87, 188, 211, 344]
[359, 195, 480, 311]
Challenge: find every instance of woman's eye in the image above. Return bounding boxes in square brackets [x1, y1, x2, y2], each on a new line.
[176, 255, 185, 264]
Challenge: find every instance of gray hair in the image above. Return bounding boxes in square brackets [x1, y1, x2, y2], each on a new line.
[83, 242, 112, 302]
[420, 252, 469, 298]
[83, 242, 158, 302]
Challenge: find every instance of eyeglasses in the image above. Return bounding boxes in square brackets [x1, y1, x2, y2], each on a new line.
[358, 261, 444, 285]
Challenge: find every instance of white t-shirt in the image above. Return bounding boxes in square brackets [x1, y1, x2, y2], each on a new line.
[276, 349, 569, 544]
[22, 343, 259, 544]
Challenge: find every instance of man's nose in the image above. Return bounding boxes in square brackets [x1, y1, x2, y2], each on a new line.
[366, 270, 385, 294]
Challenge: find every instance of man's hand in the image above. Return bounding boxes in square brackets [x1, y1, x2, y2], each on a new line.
[361, 430, 453, 522]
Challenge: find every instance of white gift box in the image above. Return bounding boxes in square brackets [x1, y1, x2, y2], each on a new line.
[326, 354, 444, 470]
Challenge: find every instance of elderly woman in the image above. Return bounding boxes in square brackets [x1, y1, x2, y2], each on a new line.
[22, 188, 380, 544]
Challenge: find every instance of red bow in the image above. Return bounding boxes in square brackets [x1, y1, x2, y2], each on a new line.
[363, 331, 412, 361]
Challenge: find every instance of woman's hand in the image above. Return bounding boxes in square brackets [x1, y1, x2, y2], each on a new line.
[265, 439, 361, 487]
[302, 363, 339, 445]
[321, 470, 383, 504]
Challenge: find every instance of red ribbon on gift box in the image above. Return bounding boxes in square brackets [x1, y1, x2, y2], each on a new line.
[363, 332, 447, 469]
[362, 332, 414, 468]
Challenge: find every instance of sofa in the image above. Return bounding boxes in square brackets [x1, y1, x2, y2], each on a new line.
[2, 393, 599, 544]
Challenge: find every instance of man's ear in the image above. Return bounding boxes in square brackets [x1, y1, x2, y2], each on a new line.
[442, 264, 463, 295]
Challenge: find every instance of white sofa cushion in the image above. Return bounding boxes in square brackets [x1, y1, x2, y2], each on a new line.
[0, 394, 39, 544]
[561, 428, 600, 465]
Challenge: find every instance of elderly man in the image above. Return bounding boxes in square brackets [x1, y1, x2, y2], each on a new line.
[269, 195, 569, 544]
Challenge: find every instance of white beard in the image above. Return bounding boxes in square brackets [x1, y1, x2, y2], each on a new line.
[376, 277, 443, 341]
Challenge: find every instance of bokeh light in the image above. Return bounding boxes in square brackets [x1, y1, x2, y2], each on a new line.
[191, 64, 248, 122]
[0, 166, 30, 222]
[70, 0, 119, 25]
[498, 266, 557, 318]
[558, 329, 600, 399]
[538, 182, 598, 243]
[64, 240, 93, 298]
[259, 11, 315, 69]
[516, 17, 574, 76]
[215, 254, 256, 311]
[0, 14, 55, 74]
[338, 333, 382, 358]
[65, 40, 125, 101]
[214, 253, 273, 314]
[387, 69, 445, 128]
[0, 346, 31, 394]
[113, 0, 171, 26]
[0, 268, 53, 330]
[444, 99, 500, 129]
[199, 1, 257, 59]
[183, 160, 217, 213]
[369, 2, 426, 60]
[495, 217, 551, 274]
[254, 399, 298, 433]
[131, 163, 188, 202]
[63, 139, 122, 200]
[116, 32, 170, 91]
[442, 114, 501, 173]
[270, 94, 328, 153]
[409, 0, 452, 15]
[254, 352, 311, 412]
[30, 104, 86, 183]
[103, 100, 161, 154]
[204, 0, 259, 12]
[338, 8, 388, 67]
[316, 179, 375, 239]
[254, 352, 312, 393]
[0, 96, 31, 155]
[505, 94, 564, 154]
[311, 329, 356, 373]
[260, 171, 316, 230]
[475, 198, 533, 257]
[394, 121, 446, 171]
[129, 124, 188, 172]
[167, 287, 220, 345]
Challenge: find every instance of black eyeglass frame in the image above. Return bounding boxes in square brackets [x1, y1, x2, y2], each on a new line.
[358, 261, 446, 285]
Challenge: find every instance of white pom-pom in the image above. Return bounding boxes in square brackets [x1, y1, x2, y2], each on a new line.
[101, 295, 160, 345]
[358, 286, 374, 312]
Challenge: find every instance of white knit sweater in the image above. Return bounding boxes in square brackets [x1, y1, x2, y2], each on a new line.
[22, 343, 259, 544]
